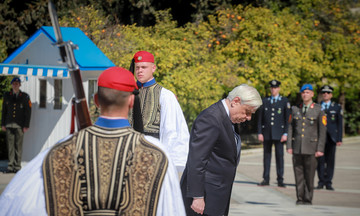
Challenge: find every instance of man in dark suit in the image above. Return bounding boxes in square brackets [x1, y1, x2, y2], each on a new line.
[180, 84, 263, 215]
[257, 80, 291, 187]
[316, 85, 343, 190]
[286, 84, 326, 205]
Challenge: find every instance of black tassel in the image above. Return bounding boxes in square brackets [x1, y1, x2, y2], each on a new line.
[129, 59, 144, 133]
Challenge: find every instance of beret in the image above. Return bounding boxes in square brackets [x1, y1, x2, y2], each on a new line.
[300, 84, 313, 92]
[11, 77, 21, 84]
[133, 51, 154, 63]
[98, 67, 137, 92]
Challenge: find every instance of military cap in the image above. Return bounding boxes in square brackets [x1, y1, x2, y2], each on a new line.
[269, 79, 281, 87]
[133, 51, 154, 63]
[98, 67, 137, 92]
[11, 77, 21, 84]
[300, 84, 313, 92]
[320, 85, 333, 93]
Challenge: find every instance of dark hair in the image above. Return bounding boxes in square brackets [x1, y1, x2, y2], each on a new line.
[97, 86, 131, 108]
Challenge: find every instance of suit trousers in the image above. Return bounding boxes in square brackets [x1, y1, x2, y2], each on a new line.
[317, 134, 336, 187]
[262, 140, 284, 183]
[293, 154, 317, 203]
[6, 127, 24, 171]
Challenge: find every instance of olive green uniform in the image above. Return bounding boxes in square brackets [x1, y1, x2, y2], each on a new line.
[1, 90, 31, 171]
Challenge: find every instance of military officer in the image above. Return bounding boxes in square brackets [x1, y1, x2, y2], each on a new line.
[316, 85, 343, 190]
[257, 80, 291, 187]
[1, 77, 32, 173]
[287, 84, 326, 205]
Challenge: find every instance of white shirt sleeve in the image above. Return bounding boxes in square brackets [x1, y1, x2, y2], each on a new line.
[159, 88, 190, 172]
[144, 136, 186, 216]
[0, 148, 49, 216]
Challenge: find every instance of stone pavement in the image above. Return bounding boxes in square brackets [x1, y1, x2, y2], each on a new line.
[228, 136, 360, 215]
[1, 137, 359, 215]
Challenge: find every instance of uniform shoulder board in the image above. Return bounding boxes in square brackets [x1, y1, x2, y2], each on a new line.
[287, 102, 291, 109]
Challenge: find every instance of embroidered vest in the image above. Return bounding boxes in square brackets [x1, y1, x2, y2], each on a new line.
[43, 126, 168, 216]
[129, 83, 162, 138]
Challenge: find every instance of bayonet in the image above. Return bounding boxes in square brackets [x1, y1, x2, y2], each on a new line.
[48, 0, 92, 130]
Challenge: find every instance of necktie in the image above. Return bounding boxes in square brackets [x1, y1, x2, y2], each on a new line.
[232, 125, 241, 154]
[271, 97, 276, 104]
[303, 106, 307, 115]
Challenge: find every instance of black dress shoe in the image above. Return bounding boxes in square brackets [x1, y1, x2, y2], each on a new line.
[278, 182, 286, 187]
[296, 200, 304, 205]
[315, 185, 324, 189]
[258, 180, 269, 186]
[4, 169, 16, 173]
[326, 185, 334, 190]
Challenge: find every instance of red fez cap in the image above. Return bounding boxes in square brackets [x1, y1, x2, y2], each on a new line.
[133, 51, 154, 63]
[98, 67, 137, 92]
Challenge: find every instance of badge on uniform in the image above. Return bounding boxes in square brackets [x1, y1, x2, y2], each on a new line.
[322, 115, 327, 126]
[278, 108, 281, 114]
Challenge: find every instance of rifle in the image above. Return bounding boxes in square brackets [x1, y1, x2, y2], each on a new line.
[48, 0, 92, 130]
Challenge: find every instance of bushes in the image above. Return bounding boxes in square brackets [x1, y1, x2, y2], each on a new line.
[56, 4, 360, 134]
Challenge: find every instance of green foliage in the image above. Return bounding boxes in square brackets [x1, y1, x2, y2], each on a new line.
[57, 4, 360, 132]
[344, 100, 360, 136]
[0, 40, 11, 98]
[0, 40, 7, 62]
[1, 1, 359, 134]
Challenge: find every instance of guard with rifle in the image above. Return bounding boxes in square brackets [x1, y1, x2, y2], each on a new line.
[0, 2, 186, 215]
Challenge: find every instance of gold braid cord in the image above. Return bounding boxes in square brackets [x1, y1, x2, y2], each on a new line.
[129, 83, 162, 137]
[43, 126, 168, 216]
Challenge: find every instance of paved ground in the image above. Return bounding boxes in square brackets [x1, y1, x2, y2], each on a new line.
[228, 136, 360, 215]
[1, 136, 359, 215]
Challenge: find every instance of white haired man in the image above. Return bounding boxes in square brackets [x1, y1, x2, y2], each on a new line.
[181, 84, 262, 215]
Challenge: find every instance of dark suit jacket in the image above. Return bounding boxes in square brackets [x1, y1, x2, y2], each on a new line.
[322, 102, 343, 143]
[180, 100, 240, 216]
[1, 90, 31, 128]
[286, 103, 326, 154]
[257, 96, 291, 140]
